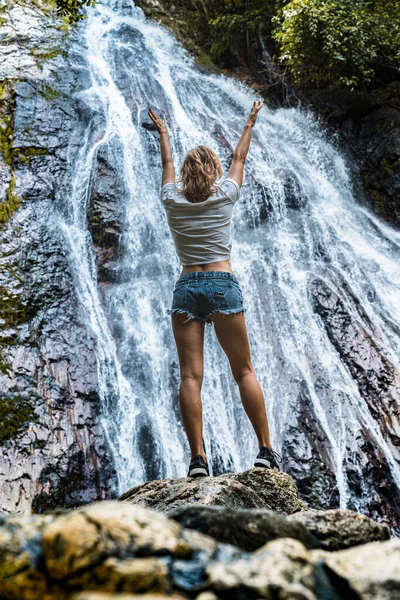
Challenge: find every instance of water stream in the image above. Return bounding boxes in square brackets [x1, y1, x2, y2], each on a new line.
[58, 0, 400, 511]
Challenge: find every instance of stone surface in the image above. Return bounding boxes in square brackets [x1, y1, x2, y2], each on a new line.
[290, 508, 390, 551]
[309, 83, 400, 228]
[0, 0, 118, 514]
[317, 538, 400, 599]
[0, 512, 56, 600]
[119, 467, 307, 514]
[72, 595, 187, 600]
[170, 504, 319, 551]
[68, 557, 171, 595]
[1, 497, 399, 600]
[307, 276, 400, 529]
[87, 145, 124, 284]
[195, 594, 219, 600]
[42, 501, 192, 580]
[0, 500, 241, 599]
[206, 538, 320, 599]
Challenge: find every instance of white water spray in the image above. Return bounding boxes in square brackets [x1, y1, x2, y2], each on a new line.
[58, 0, 400, 509]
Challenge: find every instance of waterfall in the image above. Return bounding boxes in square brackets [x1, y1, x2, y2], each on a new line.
[58, 0, 400, 515]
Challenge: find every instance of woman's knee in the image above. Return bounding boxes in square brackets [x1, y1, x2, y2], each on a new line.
[180, 370, 203, 388]
[232, 364, 254, 385]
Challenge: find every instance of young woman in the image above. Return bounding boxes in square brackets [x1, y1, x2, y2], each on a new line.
[148, 102, 281, 477]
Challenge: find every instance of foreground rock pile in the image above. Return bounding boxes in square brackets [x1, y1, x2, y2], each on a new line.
[0, 468, 397, 600]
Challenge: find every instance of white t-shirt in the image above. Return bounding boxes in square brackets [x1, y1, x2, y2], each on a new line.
[160, 177, 240, 266]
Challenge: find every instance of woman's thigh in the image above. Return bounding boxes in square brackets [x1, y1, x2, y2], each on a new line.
[209, 311, 253, 381]
[171, 313, 205, 380]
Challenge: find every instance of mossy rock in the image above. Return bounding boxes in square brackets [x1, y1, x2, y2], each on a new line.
[0, 175, 24, 224]
[0, 395, 35, 444]
[0, 277, 38, 329]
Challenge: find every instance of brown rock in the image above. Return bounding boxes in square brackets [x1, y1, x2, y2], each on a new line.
[72, 594, 187, 600]
[68, 557, 170, 594]
[206, 538, 317, 598]
[0, 513, 63, 600]
[289, 508, 390, 550]
[119, 468, 307, 515]
[315, 538, 400, 599]
[42, 501, 192, 580]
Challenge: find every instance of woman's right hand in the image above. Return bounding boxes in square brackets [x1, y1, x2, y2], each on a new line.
[247, 100, 263, 127]
[148, 107, 168, 133]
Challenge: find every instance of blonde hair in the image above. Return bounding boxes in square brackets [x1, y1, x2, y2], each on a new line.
[176, 145, 223, 204]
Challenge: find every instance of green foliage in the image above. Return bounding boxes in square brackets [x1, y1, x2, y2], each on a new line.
[272, 0, 400, 89]
[0, 395, 34, 444]
[54, 0, 97, 23]
[189, 0, 399, 89]
[0, 176, 23, 224]
[202, 0, 283, 65]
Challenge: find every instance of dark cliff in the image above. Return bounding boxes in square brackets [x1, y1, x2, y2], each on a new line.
[0, 0, 118, 512]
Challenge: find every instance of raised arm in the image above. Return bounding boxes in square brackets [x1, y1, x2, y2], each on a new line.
[148, 107, 175, 186]
[228, 100, 263, 187]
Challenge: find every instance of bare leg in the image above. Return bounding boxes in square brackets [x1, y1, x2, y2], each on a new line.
[210, 311, 272, 450]
[171, 313, 207, 461]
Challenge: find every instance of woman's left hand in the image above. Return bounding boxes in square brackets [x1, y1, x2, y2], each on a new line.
[148, 107, 168, 133]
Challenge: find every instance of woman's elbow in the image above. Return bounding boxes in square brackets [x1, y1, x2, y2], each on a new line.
[233, 152, 246, 164]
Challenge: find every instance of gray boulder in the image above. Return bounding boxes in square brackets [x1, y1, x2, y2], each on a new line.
[290, 508, 390, 551]
[169, 504, 319, 551]
[206, 538, 322, 599]
[119, 467, 308, 515]
[315, 538, 400, 599]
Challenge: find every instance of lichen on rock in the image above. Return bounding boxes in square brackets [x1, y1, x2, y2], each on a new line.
[289, 508, 390, 551]
[0, 483, 399, 600]
[0, 394, 36, 444]
[42, 501, 193, 581]
[119, 467, 308, 515]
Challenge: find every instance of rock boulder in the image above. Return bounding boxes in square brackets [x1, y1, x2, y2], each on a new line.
[169, 504, 319, 551]
[316, 538, 400, 599]
[0, 490, 399, 600]
[289, 508, 390, 551]
[119, 467, 307, 515]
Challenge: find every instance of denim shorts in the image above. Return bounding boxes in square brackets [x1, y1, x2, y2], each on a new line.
[167, 271, 247, 326]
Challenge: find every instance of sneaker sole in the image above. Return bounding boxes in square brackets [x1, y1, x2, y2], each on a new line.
[254, 458, 272, 468]
[188, 467, 209, 477]
[254, 460, 279, 471]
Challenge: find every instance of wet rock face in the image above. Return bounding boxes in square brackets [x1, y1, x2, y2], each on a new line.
[309, 83, 400, 228]
[282, 379, 341, 513]
[309, 277, 400, 529]
[0, 0, 117, 513]
[87, 145, 124, 285]
[118, 467, 308, 515]
[0, 496, 398, 600]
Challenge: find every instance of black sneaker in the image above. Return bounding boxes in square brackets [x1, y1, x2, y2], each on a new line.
[187, 454, 209, 478]
[254, 447, 282, 471]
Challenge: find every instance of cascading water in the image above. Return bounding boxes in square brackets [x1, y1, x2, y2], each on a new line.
[58, 0, 400, 518]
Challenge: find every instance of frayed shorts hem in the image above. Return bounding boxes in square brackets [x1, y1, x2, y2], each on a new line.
[167, 306, 248, 326]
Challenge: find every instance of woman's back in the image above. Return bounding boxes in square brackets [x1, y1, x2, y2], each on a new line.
[149, 101, 279, 479]
[161, 177, 240, 267]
